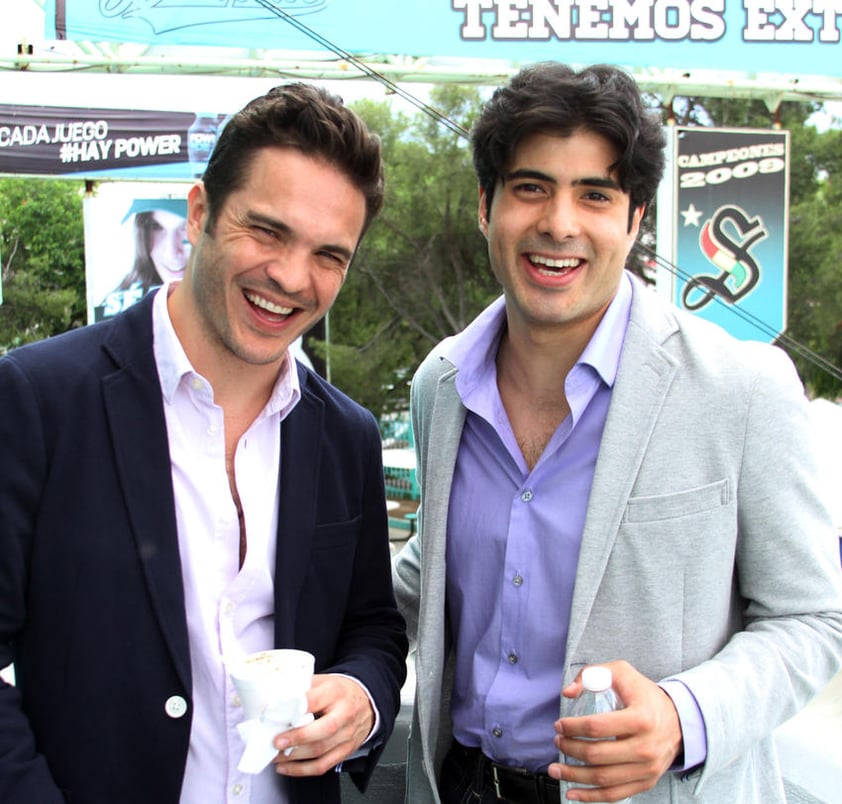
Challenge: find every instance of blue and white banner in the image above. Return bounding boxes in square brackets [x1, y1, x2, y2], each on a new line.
[0, 103, 228, 180]
[46, 0, 842, 79]
[672, 127, 789, 343]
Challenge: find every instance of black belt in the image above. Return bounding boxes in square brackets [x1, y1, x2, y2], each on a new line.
[449, 741, 560, 803]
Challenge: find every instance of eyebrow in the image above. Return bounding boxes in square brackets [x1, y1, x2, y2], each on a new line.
[244, 210, 356, 262]
[504, 168, 623, 192]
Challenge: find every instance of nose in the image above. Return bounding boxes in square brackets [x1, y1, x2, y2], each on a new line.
[537, 194, 581, 242]
[164, 230, 188, 262]
[265, 248, 311, 295]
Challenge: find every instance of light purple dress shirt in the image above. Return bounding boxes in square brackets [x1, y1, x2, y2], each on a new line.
[153, 284, 301, 803]
[443, 274, 705, 773]
[152, 285, 378, 801]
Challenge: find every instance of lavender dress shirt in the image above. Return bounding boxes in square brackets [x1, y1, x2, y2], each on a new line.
[443, 275, 705, 772]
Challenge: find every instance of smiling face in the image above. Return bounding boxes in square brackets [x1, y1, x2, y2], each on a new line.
[481, 129, 643, 347]
[171, 146, 366, 379]
[147, 209, 190, 283]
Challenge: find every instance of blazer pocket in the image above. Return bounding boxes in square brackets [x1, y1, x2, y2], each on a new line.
[623, 478, 730, 523]
[311, 514, 362, 549]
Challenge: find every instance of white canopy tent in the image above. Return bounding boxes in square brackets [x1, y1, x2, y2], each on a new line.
[3, 0, 842, 114]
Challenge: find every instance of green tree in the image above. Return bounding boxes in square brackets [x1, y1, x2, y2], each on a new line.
[318, 90, 842, 411]
[312, 87, 497, 415]
[3, 93, 839, 405]
[783, 123, 842, 396]
[0, 177, 86, 353]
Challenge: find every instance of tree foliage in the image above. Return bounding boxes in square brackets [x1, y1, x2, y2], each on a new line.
[2, 89, 840, 405]
[311, 87, 497, 415]
[0, 177, 86, 353]
[784, 123, 842, 396]
[320, 90, 842, 410]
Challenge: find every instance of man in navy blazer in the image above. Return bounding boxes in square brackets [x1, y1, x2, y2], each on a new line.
[0, 83, 407, 803]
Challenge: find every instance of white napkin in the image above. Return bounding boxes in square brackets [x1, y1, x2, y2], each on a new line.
[236, 701, 315, 774]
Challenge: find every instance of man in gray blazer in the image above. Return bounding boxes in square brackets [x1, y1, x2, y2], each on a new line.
[392, 62, 842, 804]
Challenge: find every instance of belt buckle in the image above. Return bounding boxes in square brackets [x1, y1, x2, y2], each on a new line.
[491, 764, 503, 798]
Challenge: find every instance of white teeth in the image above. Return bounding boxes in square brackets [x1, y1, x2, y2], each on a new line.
[244, 292, 293, 315]
[529, 255, 581, 270]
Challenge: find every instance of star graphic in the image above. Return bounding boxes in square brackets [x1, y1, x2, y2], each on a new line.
[681, 203, 703, 227]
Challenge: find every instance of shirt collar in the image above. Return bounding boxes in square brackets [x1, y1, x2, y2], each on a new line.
[152, 282, 301, 419]
[446, 271, 633, 397]
[579, 270, 632, 387]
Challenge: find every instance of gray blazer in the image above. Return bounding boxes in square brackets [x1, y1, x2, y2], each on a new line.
[392, 273, 842, 804]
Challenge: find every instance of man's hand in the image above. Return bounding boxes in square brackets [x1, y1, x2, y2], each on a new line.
[547, 660, 683, 802]
[272, 674, 374, 777]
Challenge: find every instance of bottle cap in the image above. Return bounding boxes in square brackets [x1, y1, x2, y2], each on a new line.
[582, 665, 612, 692]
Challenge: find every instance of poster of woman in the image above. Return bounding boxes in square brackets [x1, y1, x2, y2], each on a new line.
[84, 183, 190, 323]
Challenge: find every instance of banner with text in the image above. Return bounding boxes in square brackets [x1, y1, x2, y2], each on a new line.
[47, 0, 842, 79]
[0, 104, 229, 180]
[672, 127, 789, 343]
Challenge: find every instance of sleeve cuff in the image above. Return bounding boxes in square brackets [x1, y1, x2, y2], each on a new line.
[330, 673, 380, 771]
[659, 678, 707, 771]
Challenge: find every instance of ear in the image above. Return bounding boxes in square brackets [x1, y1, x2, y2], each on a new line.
[478, 187, 489, 238]
[627, 203, 645, 244]
[186, 181, 209, 246]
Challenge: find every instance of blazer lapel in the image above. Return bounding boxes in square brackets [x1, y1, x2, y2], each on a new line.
[101, 297, 191, 690]
[273, 378, 323, 645]
[420, 366, 464, 582]
[566, 283, 680, 657]
[416, 362, 464, 761]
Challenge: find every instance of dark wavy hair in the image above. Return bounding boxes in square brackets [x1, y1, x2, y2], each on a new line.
[202, 82, 384, 236]
[471, 63, 666, 229]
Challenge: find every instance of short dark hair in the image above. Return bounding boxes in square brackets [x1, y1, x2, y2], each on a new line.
[471, 63, 665, 225]
[202, 82, 384, 235]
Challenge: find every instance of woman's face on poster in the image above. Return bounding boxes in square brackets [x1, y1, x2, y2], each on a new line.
[148, 209, 190, 282]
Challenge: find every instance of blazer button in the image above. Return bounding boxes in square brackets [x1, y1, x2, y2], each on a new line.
[165, 695, 188, 719]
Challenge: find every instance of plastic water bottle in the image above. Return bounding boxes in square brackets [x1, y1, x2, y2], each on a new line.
[561, 665, 631, 803]
[187, 114, 221, 177]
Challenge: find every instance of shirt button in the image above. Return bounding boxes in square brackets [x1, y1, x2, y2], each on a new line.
[164, 695, 188, 718]
[233, 694, 241, 707]
[207, 424, 218, 436]
[508, 652, 518, 664]
[521, 489, 533, 502]
[232, 782, 243, 796]
[223, 601, 234, 615]
[492, 727, 503, 738]
[190, 377, 203, 391]
[513, 574, 524, 587]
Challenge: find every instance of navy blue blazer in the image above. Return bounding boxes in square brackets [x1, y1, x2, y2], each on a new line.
[0, 291, 407, 803]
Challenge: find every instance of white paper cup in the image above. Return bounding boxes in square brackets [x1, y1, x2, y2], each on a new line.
[229, 649, 314, 722]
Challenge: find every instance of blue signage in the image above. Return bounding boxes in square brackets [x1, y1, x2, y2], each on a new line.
[45, 1, 842, 80]
[672, 127, 789, 343]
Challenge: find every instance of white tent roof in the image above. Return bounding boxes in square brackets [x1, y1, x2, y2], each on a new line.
[4, 0, 842, 112]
